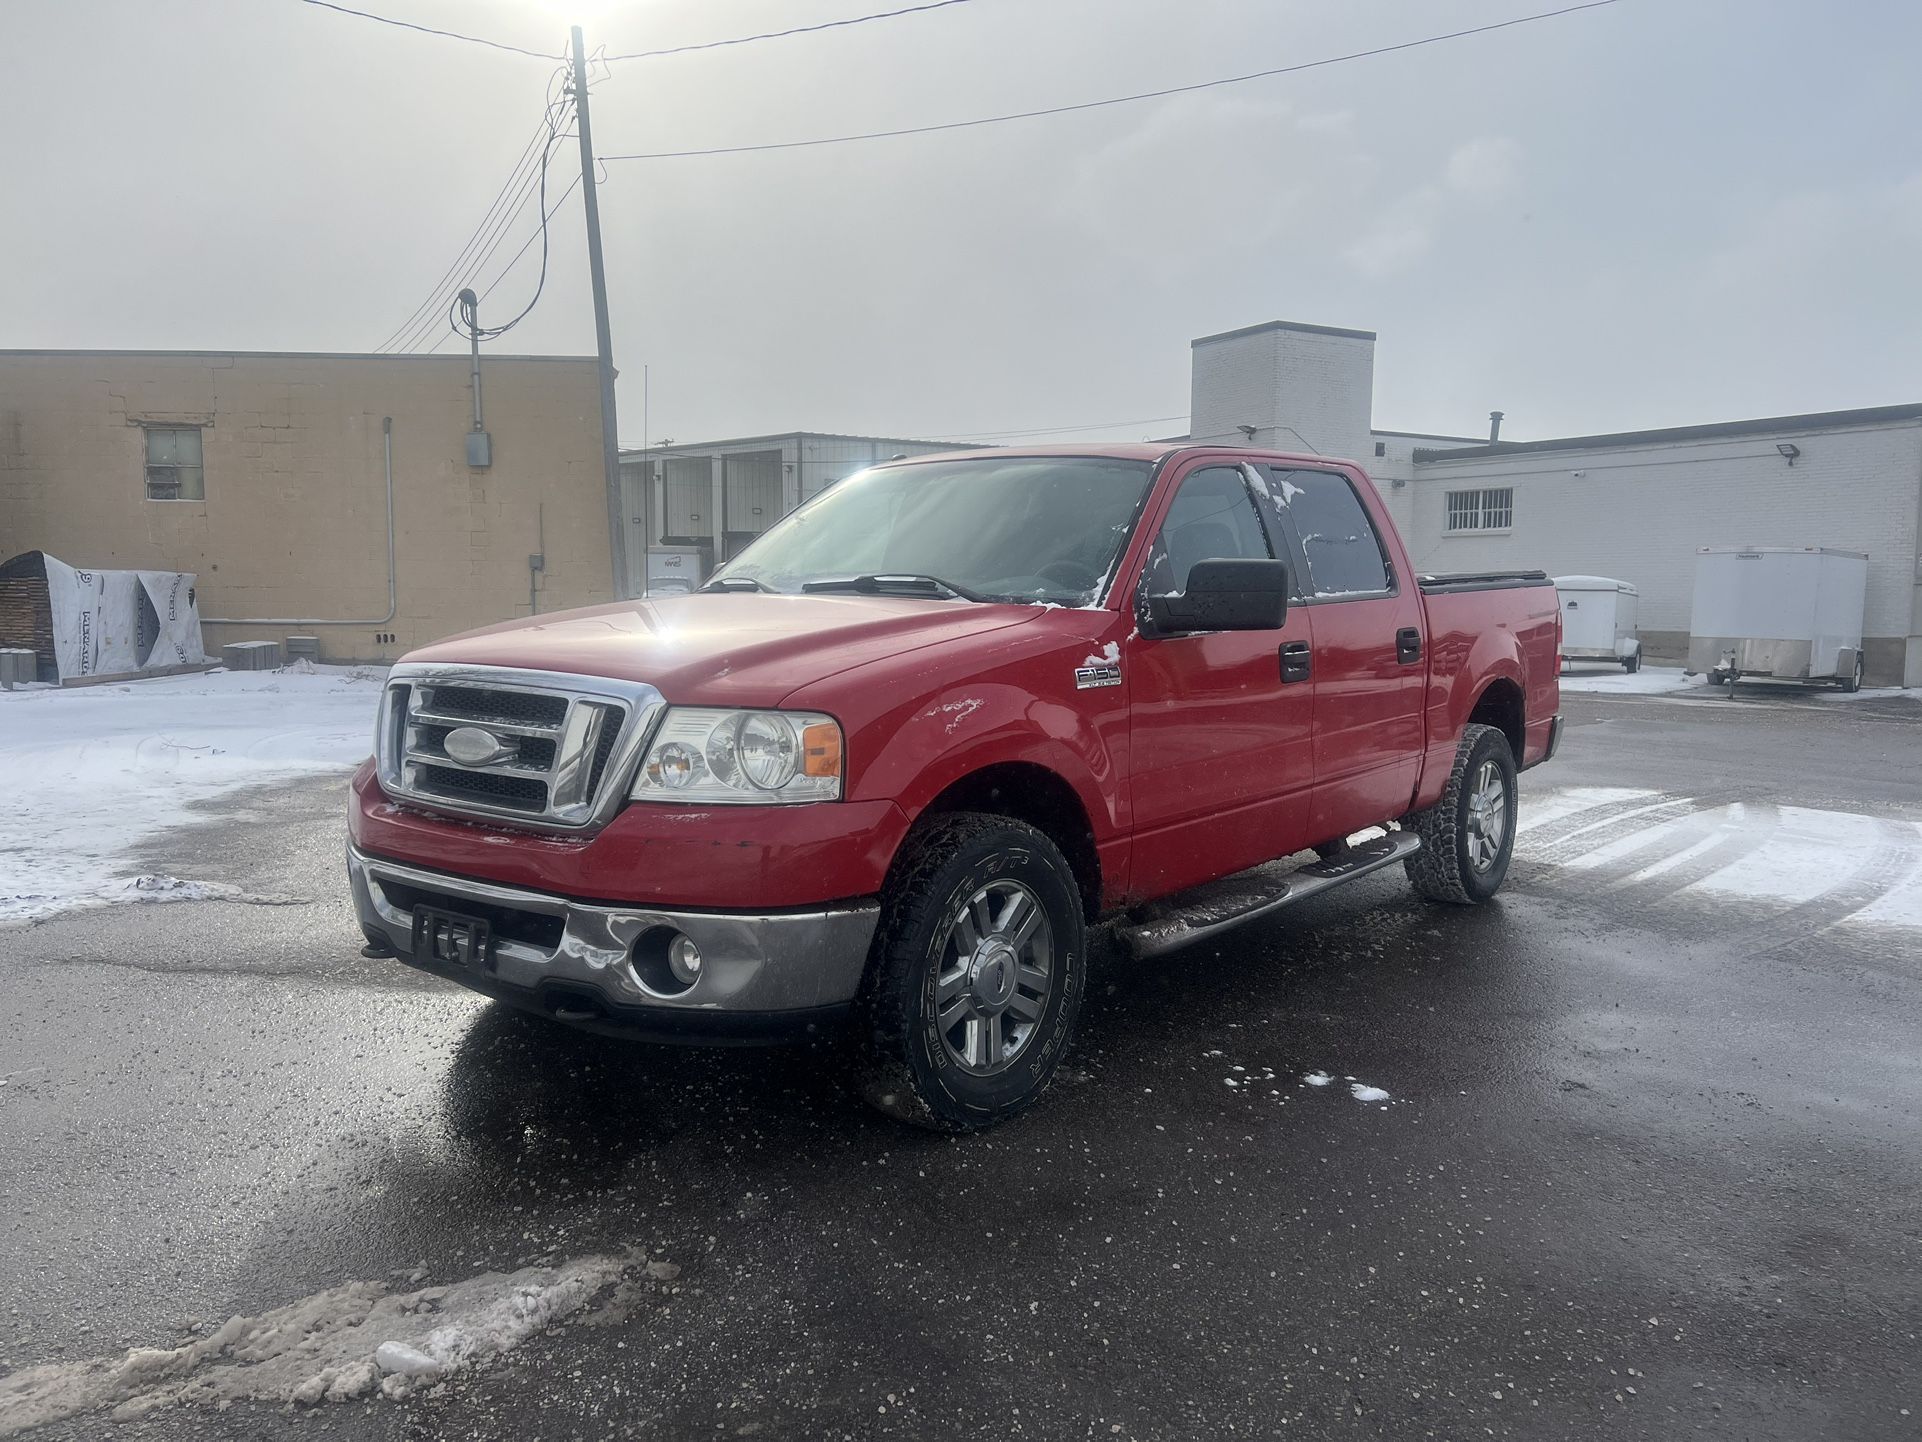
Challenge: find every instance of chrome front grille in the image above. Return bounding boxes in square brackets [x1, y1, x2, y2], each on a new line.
[375, 664, 664, 831]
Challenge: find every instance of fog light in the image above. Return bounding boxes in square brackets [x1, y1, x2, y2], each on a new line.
[667, 933, 703, 985]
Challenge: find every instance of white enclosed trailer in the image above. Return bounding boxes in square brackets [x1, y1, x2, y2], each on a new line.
[644, 545, 707, 596]
[1554, 575, 1641, 671]
[1687, 546, 1868, 691]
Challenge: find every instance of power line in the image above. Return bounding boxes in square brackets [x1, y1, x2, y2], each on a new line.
[479, 173, 585, 306]
[295, 0, 561, 59]
[603, 0, 983, 63]
[603, 0, 1622, 160]
[378, 89, 575, 353]
[373, 108, 561, 352]
[427, 168, 588, 354]
[450, 105, 569, 346]
[389, 132, 557, 352]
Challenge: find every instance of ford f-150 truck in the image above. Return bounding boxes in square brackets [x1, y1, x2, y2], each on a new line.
[348, 445, 1561, 1129]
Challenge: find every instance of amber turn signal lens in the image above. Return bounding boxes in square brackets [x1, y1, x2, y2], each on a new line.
[801, 721, 843, 778]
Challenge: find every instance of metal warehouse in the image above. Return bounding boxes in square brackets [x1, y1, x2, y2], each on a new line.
[617, 432, 968, 595]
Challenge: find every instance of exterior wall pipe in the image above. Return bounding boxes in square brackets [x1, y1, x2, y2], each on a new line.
[204, 416, 398, 626]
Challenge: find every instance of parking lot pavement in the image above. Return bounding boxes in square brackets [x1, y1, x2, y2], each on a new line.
[2, 692, 1918, 1440]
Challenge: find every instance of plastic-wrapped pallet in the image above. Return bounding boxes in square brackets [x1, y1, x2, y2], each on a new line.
[223, 640, 282, 671]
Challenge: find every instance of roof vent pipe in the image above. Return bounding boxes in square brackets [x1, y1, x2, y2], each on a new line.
[1488, 410, 1505, 444]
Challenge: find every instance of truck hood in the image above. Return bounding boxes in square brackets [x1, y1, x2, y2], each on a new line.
[403, 593, 1042, 706]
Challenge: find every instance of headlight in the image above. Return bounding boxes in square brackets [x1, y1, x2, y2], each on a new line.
[630, 708, 843, 804]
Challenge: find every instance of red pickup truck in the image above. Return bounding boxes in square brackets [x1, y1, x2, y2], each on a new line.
[348, 445, 1561, 1129]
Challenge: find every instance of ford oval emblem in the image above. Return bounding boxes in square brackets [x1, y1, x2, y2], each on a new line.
[443, 725, 508, 766]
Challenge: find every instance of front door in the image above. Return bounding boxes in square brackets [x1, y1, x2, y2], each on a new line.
[1125, 462, 1316, 899]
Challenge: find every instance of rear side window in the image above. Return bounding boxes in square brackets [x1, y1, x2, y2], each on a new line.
[1263, 467, 1391, 597]
[1142, 465, 1273, 594]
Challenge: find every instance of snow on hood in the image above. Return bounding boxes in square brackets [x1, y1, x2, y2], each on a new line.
[405, 592, 1043, 707]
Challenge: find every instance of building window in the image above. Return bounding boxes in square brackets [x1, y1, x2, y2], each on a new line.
[1445, 486, 1512, 532]
[144, 427, 205, 501]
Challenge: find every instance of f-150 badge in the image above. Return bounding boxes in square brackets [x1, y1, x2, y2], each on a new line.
[1075, 643, 1122, 690]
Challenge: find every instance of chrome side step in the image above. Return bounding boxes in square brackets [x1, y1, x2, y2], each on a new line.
[1113, 829, 1421, 959]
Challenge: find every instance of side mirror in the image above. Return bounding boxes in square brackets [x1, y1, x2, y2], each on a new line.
[1141, 558, 1290, 637]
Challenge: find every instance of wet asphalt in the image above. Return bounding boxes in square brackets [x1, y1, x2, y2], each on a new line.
[2, 686, 1919, 1440]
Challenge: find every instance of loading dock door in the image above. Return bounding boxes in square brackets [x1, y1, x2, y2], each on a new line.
[722, 450, 784, 561]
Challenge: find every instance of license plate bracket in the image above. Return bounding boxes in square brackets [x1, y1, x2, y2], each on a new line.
[411, 905, 494, 972]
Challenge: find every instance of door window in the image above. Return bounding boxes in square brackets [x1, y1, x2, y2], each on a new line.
[1262, 468, 1391, 597]
[1142, 466, 1273, 595]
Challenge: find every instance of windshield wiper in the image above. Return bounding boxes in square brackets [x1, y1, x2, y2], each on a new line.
[699, 575, 771, 593]
[800, 573, 988, 603]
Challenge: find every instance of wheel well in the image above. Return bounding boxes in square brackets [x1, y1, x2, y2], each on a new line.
[916, 763, 1102, 921]
[1469, 678, 1526, 761]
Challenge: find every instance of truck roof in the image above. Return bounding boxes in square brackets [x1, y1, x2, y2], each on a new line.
[873, 442, 1339, 467]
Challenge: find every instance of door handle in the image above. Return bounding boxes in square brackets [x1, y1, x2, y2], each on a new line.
[1280, 640, 1311, 683]
[1396, 627, 1422, 664]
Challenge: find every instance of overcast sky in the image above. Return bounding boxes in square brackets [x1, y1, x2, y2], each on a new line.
[4, 0, 1920, 449]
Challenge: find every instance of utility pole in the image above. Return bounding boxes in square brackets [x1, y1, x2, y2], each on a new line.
[571, 26, 629, 599]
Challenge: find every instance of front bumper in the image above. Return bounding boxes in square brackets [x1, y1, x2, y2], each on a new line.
[348, 844, 879, 1043]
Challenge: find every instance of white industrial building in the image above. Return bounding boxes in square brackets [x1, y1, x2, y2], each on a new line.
[1190, 320, 1922, 686]
[618, 321, 1920, 686]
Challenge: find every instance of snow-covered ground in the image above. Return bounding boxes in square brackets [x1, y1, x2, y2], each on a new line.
[1557, 664, 1701, 696]
[0, 666, 383, 926]
[1518, 786, 1922, 929]
[1559, 663, 1912, 701]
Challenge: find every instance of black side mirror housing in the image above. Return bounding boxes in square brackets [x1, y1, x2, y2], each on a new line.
[1141, 557, 1290, 637]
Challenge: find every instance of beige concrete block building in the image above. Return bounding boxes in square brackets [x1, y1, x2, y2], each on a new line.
[0, 350, 616, 662]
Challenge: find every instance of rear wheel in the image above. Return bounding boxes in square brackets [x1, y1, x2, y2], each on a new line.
[1622, 651, 1642, 673]
[1839, 653, 1864, 693]
[857, 813, 1085, 1131]
[1403, 723, 1518, 905]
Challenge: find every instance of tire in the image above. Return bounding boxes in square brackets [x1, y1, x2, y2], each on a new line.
[1402, 723, 1518, 905]
[1622, 651, 1641, 673]
[856, 813, 1086, 1131]
[1839, 654, 1864, 694]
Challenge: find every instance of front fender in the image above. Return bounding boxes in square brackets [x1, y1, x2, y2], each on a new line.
[848, 680, 1124, 838]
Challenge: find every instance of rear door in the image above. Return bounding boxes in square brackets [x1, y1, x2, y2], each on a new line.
[1255, 465, 1426, 843]
[1124, 460, 1316, 898]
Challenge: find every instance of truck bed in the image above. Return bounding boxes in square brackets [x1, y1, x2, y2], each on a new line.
[1417, 570, 1552, 594]
[1414, 569, 1561, 782]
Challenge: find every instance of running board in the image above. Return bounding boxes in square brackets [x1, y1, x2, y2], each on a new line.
[1113, 830, 1421, 959]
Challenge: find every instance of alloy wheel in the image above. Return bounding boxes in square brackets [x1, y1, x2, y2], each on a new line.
[933, 879, 1053, 1075]
[1465, 760, 1509, 872]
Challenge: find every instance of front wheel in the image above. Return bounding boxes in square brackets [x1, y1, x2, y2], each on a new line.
[856, 813, 1085, 1131]
[1403, 723, 1518, 905]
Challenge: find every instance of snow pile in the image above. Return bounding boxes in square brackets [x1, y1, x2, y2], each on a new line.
[0, 1253, 633, 1434]
[1557, 665, 1699, 696]
[0, 666, 383, 926]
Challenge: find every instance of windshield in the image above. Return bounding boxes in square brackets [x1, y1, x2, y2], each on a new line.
[709, 456, 1155, 605]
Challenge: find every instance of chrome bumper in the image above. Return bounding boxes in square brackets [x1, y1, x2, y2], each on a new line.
[348, 844, 880, 1022]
